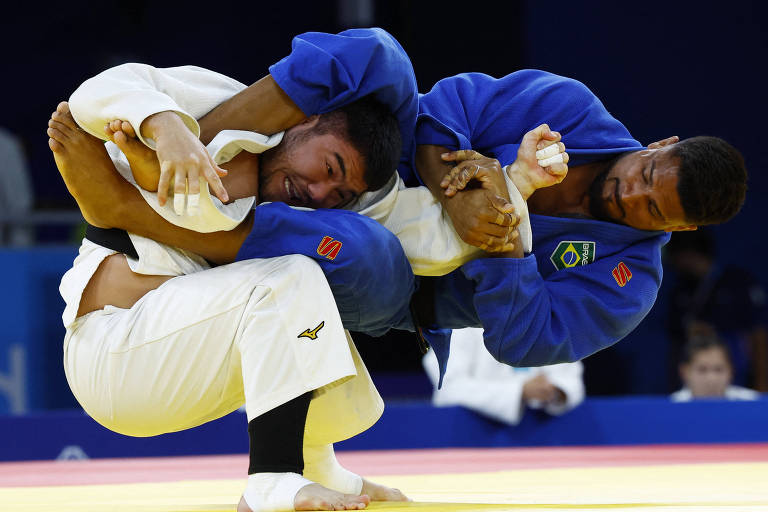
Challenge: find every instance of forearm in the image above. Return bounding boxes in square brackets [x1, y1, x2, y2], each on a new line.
[415, 145, 453, 200]
[198, 75, 306, 144]
[110, 182, 251, 264]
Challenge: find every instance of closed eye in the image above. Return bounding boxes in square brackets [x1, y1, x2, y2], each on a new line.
[649, 200, 662, 219]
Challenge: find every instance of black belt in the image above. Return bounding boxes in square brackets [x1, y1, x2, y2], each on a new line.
[409, 277, 437, 354]
[85, 224, 138, 259]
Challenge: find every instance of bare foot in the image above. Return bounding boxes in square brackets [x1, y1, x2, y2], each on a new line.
[361, 478, 410, 502]
[237, 483, 371, 511]
[105, 119, 162, 192]
[47, 101, 126, 227]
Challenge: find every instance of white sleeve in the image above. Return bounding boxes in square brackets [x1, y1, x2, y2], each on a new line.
[68, 63, 247, 149]
[539, 362, 585, 416]
[359, 177, 532, 277]
[423, 328, 527, 425]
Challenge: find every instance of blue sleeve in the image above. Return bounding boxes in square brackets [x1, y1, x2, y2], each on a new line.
[234, 202, 414, 336]
[269, 27, 418, 181]
[455, 238, 665, 367]
[415, 71, 641, 168]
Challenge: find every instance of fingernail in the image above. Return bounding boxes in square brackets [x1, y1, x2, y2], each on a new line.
[441, 153, 450, 158]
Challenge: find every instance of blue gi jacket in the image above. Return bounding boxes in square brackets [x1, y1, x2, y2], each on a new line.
[232, 30, 670, 386]
[415, 71, 670, 383]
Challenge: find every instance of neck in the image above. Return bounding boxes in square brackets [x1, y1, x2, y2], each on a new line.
[528, 160, 611, 217]
[219, 151, 261, 201]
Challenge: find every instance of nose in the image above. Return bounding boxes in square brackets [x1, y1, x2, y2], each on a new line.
[620, 179, 644, 208]
[307, 181, 336, 208]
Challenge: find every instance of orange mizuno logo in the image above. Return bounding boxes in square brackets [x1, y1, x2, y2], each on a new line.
[612, 261, 633, 287]
[317, 236, 342, 260]
[298, 321, 325, 340]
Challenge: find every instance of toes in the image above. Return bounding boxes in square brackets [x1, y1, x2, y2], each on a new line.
[48, 137, 64, 152]
[47, 126, 67, 142]
[113, 130, 128, 147]
[53, 107, 78, 129]
[121, 121, 136, 138]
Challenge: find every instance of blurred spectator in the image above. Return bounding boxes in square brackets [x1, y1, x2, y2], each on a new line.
[666, 229, 768, 391]
[0, 127, 34, 246]
[671, 335, 759, 401]
[423, 328, 584, 425]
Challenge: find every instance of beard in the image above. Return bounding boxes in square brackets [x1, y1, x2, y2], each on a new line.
[257, 127, 312, 203]
[587, 167, 613, 221]
[588, 154, 626, 222]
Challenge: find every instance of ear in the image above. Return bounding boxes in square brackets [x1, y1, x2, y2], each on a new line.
[665, 225, 698, 232]
[297, 114, 320, 127]
[647, 136, 680, 149]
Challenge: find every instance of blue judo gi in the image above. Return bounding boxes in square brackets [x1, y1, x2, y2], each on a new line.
[231, 28, 670, 385]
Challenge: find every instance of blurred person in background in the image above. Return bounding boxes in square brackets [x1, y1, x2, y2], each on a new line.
[423, 328, 584, 425]
[0, 127, 34, 246]
[671, 335, 759, 401]
[666, 229, 768, 391]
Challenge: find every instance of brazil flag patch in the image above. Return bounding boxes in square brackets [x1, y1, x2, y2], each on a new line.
[550, 241, 596, 270]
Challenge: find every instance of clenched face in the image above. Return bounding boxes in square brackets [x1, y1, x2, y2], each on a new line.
[588, 141, 696, 232]
[258, 117, 368, 209]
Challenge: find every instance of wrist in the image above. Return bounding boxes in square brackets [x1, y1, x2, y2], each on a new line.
[505, 162, 535, 200]
[141, 111, 187, 141]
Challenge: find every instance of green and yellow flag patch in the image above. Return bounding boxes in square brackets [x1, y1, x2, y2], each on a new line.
[550, 241, 596, 270]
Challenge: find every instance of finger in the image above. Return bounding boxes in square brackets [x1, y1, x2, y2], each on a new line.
[203, 167, 230, 203]
[441, 164, 463, 189]
[456, 163, 480, 190]
[173, 169, 187, 215]
[548, 163, 569, 177]
[441, 149, 484, 163]
[535, 141, 564, 159]
[186, 166, 200, 215]
[488, 195, 517, 223]
[157, 161, 173, 206]
[104, 123, 114, 139]
[187, 193, 200, 216]
[187, 166, 200, 196]
[538, 153, 565, 167]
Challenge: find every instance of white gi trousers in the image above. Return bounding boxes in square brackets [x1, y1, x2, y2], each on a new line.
[63, 255, 382, 442]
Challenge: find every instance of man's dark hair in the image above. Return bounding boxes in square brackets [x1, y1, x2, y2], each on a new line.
[674, 136, 747, 225]
[314, 95, 401, 191]
[681, 335, 731, 366]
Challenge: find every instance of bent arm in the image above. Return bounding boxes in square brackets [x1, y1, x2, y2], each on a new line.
[199, 27, 419, 170]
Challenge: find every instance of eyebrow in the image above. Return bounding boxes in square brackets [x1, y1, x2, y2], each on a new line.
[649, 160, 656, 185]
[334, 152, 347, 178]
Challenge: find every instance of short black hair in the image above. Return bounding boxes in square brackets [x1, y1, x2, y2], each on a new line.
[680, 335, 731, 366]
[673, 136, 747, 225]
[314, 95, 401, 191]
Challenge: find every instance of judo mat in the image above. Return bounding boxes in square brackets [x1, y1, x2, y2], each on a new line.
[2, 443, 768, 511]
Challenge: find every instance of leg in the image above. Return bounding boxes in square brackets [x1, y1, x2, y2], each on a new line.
[65, 256, 371, 511]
